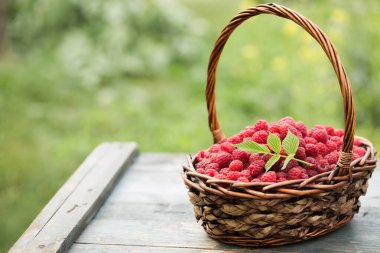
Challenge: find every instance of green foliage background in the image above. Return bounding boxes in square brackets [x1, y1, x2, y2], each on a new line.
[1, 0, 379, 250]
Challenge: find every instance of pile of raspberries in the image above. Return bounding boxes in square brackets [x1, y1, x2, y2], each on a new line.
[195, 117, 366, 183]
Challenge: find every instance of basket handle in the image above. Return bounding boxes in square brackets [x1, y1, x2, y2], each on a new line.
[206, 3, 355, 174]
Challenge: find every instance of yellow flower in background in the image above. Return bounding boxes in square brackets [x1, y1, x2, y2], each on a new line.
[241, 44, 258, 60]
[239, 0, 258, 10]
[283, 22, 298, 37]
[271, 56, 286, 71]
[331, 8, 349, 24]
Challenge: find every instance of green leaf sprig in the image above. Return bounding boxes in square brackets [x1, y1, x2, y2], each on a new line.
[234, 130, 313, 172]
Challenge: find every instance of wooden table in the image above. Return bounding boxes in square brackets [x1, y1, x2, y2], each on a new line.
[10, 142, 380, 253]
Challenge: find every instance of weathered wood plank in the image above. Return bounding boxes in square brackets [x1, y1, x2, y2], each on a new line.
[73, 153, 380, 252]
[10, 142, 138, 253]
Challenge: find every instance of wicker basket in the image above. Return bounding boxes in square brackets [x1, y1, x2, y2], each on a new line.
[182, 3, 377, 247]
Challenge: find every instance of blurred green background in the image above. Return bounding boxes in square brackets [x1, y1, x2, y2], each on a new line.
[1, 0, 379, 251]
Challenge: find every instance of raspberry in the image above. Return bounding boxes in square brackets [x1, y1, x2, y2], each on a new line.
[286, 124, 301, 138]
[197, 150, 209, 160]
[295, 121, 307, 137]
[205, 163, 220, 171]
[317, 159, 330, 173]
[311, 128, 328, 143]
[268, 124, 281, 135]
[229, 160, 244, 171]
[226, 171, 241, 180]
[280, 117, 296, 127]
[288, 167, 304, 180]
[334, 129, 344, 137]
[277, 172, 287, 178]
[306, 169, 318, 177]
[260, 171, 277, 182]
[241, 169, 252, 178]
[325, 151, 339, 165]
[305, 144, 318, 157]
[229, 135, 243, 144]
[253, 120, 269, 131]
[248, 162, 265, 177]
[352, 153, 360, 161]
[262, 154, 272, 162]
[301, 173, 309, 179]
[196, 158, 210, 169]
[252, 130, 269, 144]
[354, 138, 362, 146]
[242, 128, 255, 138]
[220, 168, 229, 175]
[209, 144, 221, 153]
[237, 177, 249, 182]
[214, 173, 227, 180]
[212, 152, 232, 168]
[205, 169, 217, 177]
[243, 137, 253, 142]
[279, 159, 298, 172]
[353, 146, 366, 157]
[295, 147, 306, 160]
[299, 138, 306, 148]
[316, 143, 328, 156]
[305, 137, 318, 144]
[251, 178, 261, 182]
[249, 153, 261, 163]
[221, 142, 235, 153]
[330, 136, 343, 149]
[304, 157, 317, 170]
[277, 177, 287, 182]
[325, 125, 335, 136]
[232, 149, 250, 163]
[326, 140, 338, 153]
[196, 168, 205, 174]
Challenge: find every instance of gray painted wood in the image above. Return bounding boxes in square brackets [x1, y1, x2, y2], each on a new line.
[9, 142, 138, 253]
[71, 152, 380, 252]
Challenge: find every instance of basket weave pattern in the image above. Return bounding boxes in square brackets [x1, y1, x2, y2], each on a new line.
[182, 3, 377, 247]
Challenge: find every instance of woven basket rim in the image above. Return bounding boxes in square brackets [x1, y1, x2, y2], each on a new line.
[183, 136, 376, 199]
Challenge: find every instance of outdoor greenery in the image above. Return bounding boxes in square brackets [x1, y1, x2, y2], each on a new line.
[1, 0, 379, 251]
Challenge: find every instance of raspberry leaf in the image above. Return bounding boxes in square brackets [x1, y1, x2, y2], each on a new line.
[283, 130, 299, 155]
[234, 141, 270, 154]
[265, 154, 280, 172]
[281, 154, 294, 170]
[267, 132, 281, 153]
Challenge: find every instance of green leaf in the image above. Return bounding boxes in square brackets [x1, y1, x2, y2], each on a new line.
[282, 130, 299, 155]
[267, 132, 281, 153]
[281, 154, 294, 170]
[234, 141, 270, 154]
[265, 154, 280, 172]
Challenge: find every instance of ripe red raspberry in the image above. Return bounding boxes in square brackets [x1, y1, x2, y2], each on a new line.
[251, 178, 261, 182]
[305, 157, 317, 170]
[277, 177, 287, 182]
[248, 162, 265, 177]
[249, 153, 261, 163]
[205, 169, 217, 177]
[197, 150, 209, 160]
[214, 173, 227, 180]
[241, 128, 255, 138]
[262, 154, 272, 162]
[326, 140, 338, 153]
[305, 137, 318, 145]
[221, 142, 235, 154]
[237, 177, 250, 182]
[288, 167, 304, 180]
[279, 159, 298, 172]
[252, 130, 269, 144]
[316, 143, 328, 156]
[317, 159, 330, 173]
[243, 137, 253, 142]
[305, 144, 318, 157]
[196, 168, 205, 174]
[299, 138, 306, 148]
[334, 129, 344, 137]
[253, 120, 269, 131]
[209, 144, 221, 153]
[226, 171, 241, 180]
[354, 138, 362, 147]
[240, 169, 252, 178]
[311, 128, 328, 143]
[352, 153, 360, 161]
[205, 163, 220, 171]
[212, 152, 232, 168]
[196, 158, 210, 169]
[353, 146, 366, 157]
[260, 171, 277, 182]
[295, 147, 306, 160]
[325, 125, 335, 136]
[229, 160, 244, 171]
[228, 134, 243, 144]
[232, 149, 250, 163]
[277, 172, 287, 178]
[306, 169, 318, 177]
[330, 136, 343, 149]
[268, 124, 281, 135]
[280, 116, 296, 126]
[219, 168, 229, 175]
[295, 121, 307, 137]
[325, 151, 339, 165]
